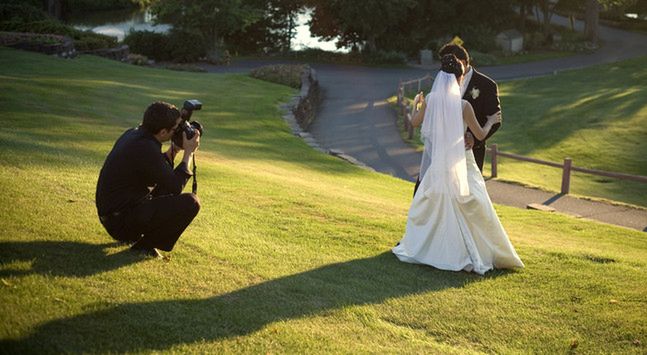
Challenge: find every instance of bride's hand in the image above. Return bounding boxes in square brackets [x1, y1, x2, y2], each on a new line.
[413, 92, 425, 111]
[487, 111, 502, 126]
[413, 91, 427, 111]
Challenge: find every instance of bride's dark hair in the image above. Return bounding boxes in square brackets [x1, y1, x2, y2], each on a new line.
[440, 54, 464, 80]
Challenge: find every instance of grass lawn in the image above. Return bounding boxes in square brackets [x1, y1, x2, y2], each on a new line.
[0, 48, 645, 353]
[395, 56, 647, 207]
[487, 50, 575, 66]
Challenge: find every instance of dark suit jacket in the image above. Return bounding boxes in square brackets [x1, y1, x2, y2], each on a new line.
[462, 69, 500, 148]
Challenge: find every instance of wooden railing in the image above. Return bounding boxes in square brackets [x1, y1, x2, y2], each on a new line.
[488, 144, 647, 194]
[396, 75, 647, 195]
[397, 74, 432, 139]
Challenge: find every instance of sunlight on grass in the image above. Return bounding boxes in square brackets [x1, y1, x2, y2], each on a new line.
[398, 57, 647, 207]
[0, 48, 645, 353]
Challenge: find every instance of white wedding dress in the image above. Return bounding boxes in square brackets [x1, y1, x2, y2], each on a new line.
[393, 72, 523, 275]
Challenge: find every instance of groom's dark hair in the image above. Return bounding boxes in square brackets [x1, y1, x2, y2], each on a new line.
[439, 43, 469, 64]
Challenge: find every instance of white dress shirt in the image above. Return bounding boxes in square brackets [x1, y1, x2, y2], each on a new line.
[460, 66, 474, 97]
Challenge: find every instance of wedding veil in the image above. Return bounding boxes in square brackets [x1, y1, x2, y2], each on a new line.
[419, 71, 469, 200]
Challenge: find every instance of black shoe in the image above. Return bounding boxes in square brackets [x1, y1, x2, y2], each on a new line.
[130, 245, 162, 258]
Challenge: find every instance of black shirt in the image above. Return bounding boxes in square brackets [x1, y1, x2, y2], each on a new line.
[96, 127, 191, 217]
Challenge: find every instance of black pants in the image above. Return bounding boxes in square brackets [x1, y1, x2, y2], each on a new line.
[101, 193, 200, 251]
[413, 146, 486, 197]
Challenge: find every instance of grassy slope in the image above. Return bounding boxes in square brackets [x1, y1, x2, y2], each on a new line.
[0, 48, 645, 354]
[398, 57, 647, 207]
[497, 57, 647, 207]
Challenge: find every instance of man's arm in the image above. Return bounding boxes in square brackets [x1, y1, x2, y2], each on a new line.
[154, 132, 200, 196]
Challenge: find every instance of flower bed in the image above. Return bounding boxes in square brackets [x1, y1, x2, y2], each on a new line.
[0, 31, 75, 57]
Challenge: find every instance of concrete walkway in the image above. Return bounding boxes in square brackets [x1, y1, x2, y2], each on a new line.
[204, 15, 647, 232]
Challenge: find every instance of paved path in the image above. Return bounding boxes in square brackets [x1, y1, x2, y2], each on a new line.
[205, 15, 647, 232]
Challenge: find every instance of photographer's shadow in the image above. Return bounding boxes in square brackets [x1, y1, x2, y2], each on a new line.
[1, 252, 512, 353]
[0, 240, 144, 278]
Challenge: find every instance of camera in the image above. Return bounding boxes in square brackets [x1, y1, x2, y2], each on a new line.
[172, 99, 204, 149]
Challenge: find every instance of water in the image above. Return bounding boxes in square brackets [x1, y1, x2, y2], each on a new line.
[67, 9, 170, 42]
[67, 8, 345, 52]
[625, 13, 647, 21]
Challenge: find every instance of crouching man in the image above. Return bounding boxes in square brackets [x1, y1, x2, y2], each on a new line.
[96, 101, 201, 258]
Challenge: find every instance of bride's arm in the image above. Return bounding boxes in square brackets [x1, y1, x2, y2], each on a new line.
[463, 101, 499, 141]
[410, 92, 426, 128]
[411, 100, 426, 128]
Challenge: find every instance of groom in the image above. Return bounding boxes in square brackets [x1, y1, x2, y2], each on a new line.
[413, 43, 501, 195]
[440, 43, 501, 172]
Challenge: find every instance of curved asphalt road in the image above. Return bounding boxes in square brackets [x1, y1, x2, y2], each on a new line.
[308, 14, 647, 182]
[205, 15, 647, 231]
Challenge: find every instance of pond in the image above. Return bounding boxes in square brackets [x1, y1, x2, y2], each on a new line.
[67, 8, 345, 52]
[67, 8, 170, 42]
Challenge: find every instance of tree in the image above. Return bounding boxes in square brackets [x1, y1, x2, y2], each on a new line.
[580, 0, 636, 41]
[306, 0, 417, 52]
[151, 0, 264, 51]
[585, 0, 601, 41]
[47, 0, 63, 19]
[305, 0, 516, 55]
[233, 0, 304, 53]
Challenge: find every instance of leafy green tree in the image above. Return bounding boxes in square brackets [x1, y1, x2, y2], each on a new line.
[306, 0, 515, 55]
[227, 0, 304, 54]
[556, 0, 637, 41]
[151, 0, 264, 51]
[306, 0, 417, 52]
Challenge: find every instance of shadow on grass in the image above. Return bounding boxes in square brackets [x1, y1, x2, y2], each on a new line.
[0, 252, 512, 353]
[0, 241, 144, 278]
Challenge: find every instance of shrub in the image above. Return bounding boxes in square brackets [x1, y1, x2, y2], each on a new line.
[123, 30, 169, 60]
[0, 3, 48, 22]
[126, 53, 149, 66]
[0, 2, 117, 51]
[0, 19, 117, 50]
[458, 25, 498, 53]
[166, 30, 207, 63]
[124, 29, 208, 63]
[250, 64, 305, 89]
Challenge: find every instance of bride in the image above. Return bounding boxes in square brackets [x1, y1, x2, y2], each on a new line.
[392, 54, 524, 275]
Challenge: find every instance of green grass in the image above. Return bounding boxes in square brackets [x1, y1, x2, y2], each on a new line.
[396, 57, 647, 207]
[488, 50, 575, 66]
[0, 48, 646, 353]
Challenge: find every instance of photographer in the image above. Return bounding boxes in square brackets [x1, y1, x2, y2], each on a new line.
[96, 101, 201, 258]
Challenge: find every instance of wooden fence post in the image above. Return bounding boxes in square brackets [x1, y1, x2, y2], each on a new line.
[490, 144, 498, 178]
[561, 158, 572, 194]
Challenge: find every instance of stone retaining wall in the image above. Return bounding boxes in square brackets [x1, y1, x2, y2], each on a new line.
[291, 66, 321, 130]
[279, 66, 374, 172]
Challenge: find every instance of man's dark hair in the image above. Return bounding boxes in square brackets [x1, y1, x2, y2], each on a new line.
[142, 101, 180, 134]
[438, 43, 469, 64]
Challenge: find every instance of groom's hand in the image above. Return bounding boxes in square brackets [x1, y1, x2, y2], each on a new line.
[464, 132, 474, 150]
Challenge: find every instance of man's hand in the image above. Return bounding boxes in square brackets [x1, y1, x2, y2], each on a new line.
[182, 131, 200, 154]
[464, 132, 475, 150]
